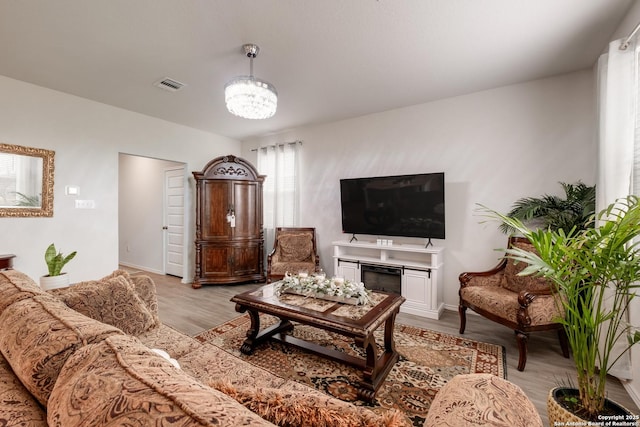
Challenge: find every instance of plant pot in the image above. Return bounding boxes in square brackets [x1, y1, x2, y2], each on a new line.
[39, 273, 70, 290]
[548, 387, 633, 425]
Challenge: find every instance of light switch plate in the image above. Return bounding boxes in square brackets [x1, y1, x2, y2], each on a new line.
[65, 185, 80, 196]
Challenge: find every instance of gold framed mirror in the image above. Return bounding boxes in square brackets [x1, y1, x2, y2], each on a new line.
[0, 143, 54, 217]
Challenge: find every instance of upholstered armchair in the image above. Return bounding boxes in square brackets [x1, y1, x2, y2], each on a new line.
[267, 227, 320, 283]
[458, 237, 569, 371]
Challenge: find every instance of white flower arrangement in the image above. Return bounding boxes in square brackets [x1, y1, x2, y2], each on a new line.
[275, 272, 372, 305]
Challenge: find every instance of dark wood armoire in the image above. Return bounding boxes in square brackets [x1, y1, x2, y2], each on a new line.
[192, 155, 265, 288]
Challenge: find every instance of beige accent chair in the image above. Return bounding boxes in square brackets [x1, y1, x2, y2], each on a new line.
[458, 237, 569, 371]
[266, 227, 320, 283]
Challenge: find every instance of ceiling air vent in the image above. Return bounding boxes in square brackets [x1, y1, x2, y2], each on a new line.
[154, 77, 186, 92]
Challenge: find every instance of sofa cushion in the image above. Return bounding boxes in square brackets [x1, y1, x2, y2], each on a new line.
[0, 269, 45, 315]
[178, 343, 287, 389]
[47, 335, 275, 427]
[51, 274, 159, 335]
[501, 239, 551, 294]
[0, 352, 47, 426]
[138, 323, 202, 359]
[211, 380, 407, 427]
[0, 293, 123, 406]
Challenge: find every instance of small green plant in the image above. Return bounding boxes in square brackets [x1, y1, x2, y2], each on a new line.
[44, 243, 77, 277]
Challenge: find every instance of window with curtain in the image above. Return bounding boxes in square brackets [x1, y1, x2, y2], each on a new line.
[635, 50, 640, 197]
[257, 141, 301, 253]
[597, 36, 639, 380]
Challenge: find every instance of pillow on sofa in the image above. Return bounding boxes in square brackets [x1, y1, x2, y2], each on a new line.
[0, 293, 123, 406]
[47, 335, 273, 427]
[52, 275, 159, 335]
[100, 269, 162, 326]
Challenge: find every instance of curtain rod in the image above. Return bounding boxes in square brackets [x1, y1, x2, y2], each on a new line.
[250, 141, 302, 152]
[620, 21, 640, 50]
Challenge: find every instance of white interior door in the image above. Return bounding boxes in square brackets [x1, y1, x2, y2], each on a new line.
[164, 167, 185, 277]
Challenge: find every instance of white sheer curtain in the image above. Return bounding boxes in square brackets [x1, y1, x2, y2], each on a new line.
[636, 59, 640, 198]
[597, 38, 638, 379]
[597, 39, 637, 210]
[257, 141, 301, 255]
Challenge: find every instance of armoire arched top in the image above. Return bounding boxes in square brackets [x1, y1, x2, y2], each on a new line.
[194, 154, 265, 182]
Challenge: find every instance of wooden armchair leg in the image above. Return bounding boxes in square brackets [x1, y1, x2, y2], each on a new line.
[515, 330, 528, 371]
[558, 328, 570, 358]
[458, 305, 467, 334]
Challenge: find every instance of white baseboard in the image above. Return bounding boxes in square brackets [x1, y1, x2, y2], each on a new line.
[119, 262, 192, 285]
[623, 381, 640, 410]
[117, 262, 163, 275]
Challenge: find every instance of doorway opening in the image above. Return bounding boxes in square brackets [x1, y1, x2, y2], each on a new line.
[118, 153, 187, 279]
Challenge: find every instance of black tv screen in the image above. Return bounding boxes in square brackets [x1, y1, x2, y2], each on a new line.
[340, 172, 445, 239]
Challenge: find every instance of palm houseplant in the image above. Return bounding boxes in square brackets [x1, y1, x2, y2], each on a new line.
[483, 195, 640, 422]
[40, 243, 77, 290]
[499, 181, 596, 234]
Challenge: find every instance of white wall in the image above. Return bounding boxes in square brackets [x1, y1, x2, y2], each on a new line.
[118, 154, 184, 275]
[243, 70, 596, 310]
[0, 75, 240, 283]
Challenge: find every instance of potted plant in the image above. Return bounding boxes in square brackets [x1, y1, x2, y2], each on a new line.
[39, 243, 77, 290]
[482, 195, 640, 422]
[499, 181, 595, 234]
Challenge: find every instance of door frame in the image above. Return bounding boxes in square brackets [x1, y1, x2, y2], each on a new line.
[163, 166, 186, 277]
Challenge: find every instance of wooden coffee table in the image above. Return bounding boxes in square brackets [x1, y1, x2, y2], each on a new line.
[230, 285, 405, 402]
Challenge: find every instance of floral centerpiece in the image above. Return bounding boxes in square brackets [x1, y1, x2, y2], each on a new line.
[275, 272, 372, 305]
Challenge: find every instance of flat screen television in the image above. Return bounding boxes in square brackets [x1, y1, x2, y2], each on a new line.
[340, 172, 445, 240]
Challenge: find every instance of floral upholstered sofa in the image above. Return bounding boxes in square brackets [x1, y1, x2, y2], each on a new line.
[0, 268, 542, 427]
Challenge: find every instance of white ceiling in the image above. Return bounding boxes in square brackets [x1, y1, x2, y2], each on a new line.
[0, 0, 633, 141]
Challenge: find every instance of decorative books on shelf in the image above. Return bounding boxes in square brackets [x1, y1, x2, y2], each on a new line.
[274, 272, 372, 305]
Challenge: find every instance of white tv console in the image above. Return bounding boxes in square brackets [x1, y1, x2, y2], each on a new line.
[332, 240, 444, 319]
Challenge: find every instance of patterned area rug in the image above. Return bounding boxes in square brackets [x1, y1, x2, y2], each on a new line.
[196, 314, 506, 426]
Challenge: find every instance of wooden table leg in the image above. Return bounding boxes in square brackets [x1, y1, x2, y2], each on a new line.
[384, 308, 398, 354]
[355, 307, 400, 403]
[235, 304, 294, 355]
[356, 333, 379, 402]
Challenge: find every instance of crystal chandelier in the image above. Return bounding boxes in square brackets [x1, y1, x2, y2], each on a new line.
[225, 44, 277, 120]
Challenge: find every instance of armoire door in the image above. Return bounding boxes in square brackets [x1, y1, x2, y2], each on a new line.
[231, 181, 261, 239]
[202, 180, 231, 240]
[200, 244, 233, 278]
[231, 241, 262, 276]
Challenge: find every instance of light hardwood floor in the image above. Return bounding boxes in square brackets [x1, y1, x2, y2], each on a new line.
[136, 269, 640, 426]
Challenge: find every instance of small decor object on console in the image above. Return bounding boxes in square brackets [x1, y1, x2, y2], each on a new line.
[275, 272, 372, 305]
